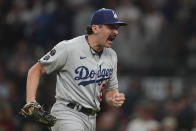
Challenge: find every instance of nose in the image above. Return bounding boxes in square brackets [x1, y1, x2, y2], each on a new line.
[113, 29, 118, 35]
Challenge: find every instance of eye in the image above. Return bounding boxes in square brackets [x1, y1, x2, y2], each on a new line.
[105, 24, 119, 30]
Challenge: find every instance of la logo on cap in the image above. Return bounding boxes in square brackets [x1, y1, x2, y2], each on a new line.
[112, 11, 118, 19]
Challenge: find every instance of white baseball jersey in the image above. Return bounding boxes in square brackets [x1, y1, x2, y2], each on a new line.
[39, 35, 118, 111]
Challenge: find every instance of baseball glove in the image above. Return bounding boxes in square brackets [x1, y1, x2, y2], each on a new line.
[19, 102, 57, 127]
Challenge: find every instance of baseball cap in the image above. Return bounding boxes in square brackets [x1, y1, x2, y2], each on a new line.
[90, 8, 127, 26]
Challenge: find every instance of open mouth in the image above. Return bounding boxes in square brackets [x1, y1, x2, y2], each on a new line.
[107, 35, 116, 41]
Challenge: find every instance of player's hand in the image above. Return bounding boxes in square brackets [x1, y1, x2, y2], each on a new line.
[112, 93, 125, 107]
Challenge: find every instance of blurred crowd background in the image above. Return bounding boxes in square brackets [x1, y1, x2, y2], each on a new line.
[0, 0, 196, 131]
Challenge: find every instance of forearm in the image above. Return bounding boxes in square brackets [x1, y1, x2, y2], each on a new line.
[26, 62, 45, 103]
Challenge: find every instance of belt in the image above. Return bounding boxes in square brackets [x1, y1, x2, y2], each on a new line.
[67, 102, 98, 116]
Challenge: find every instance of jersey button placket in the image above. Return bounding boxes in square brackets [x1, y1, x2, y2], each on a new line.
[94, 55, 100, 108]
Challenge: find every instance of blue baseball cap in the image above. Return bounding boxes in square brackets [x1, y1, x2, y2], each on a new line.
[90, 8, 127, 26]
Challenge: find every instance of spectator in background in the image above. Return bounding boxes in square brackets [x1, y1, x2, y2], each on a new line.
[22, 122, 42, 131]
[72, 0, 95, 36]
[191, 118, 196, 131]
[126, 100, 160, 131]
[161, 116, 178, 131]
[142, 77, 183, 101]
[0, 102, 13, 131]
[0, 71, 9, 100]
[186, 34, 196, 71]
[114, 0, 145, 70]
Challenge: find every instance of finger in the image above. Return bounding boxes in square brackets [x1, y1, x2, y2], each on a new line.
[115, 102, 123, 107]
[114, 99, 125, 105]
[119, 93, 125, 100]
[117, 100, 125, 105]
[115, 93, 125, 98]
[115, 95, 125, 101]
[119, 93, 125, 98]
[119, 96, 125, 101]
[28, 106, 34, 115]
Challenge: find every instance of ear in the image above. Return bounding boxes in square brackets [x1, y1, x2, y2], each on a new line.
[91, 25, 99, 34]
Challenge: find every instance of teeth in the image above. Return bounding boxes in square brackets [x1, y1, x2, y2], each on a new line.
[108, 36, 116, 41]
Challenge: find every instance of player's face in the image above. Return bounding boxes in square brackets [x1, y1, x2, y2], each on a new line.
[96, 24, 119, 48]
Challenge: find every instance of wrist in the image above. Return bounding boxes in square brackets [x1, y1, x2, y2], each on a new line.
[26, 98, 36, 103]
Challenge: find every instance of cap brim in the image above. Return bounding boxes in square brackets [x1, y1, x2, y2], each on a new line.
[92, 21, 128, 26]
[115, 21, 127, 26]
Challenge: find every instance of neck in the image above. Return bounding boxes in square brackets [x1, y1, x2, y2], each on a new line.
[87, 35, 103, 52]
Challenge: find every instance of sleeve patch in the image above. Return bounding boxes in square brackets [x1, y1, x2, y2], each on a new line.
[50, 49, 56, 56]
[43, 55, 50, 60]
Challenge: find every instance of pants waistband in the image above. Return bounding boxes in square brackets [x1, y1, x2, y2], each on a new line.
[67, 102, 98, 116]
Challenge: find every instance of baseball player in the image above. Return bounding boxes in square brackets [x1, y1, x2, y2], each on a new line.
[25, 8, 127, 131]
